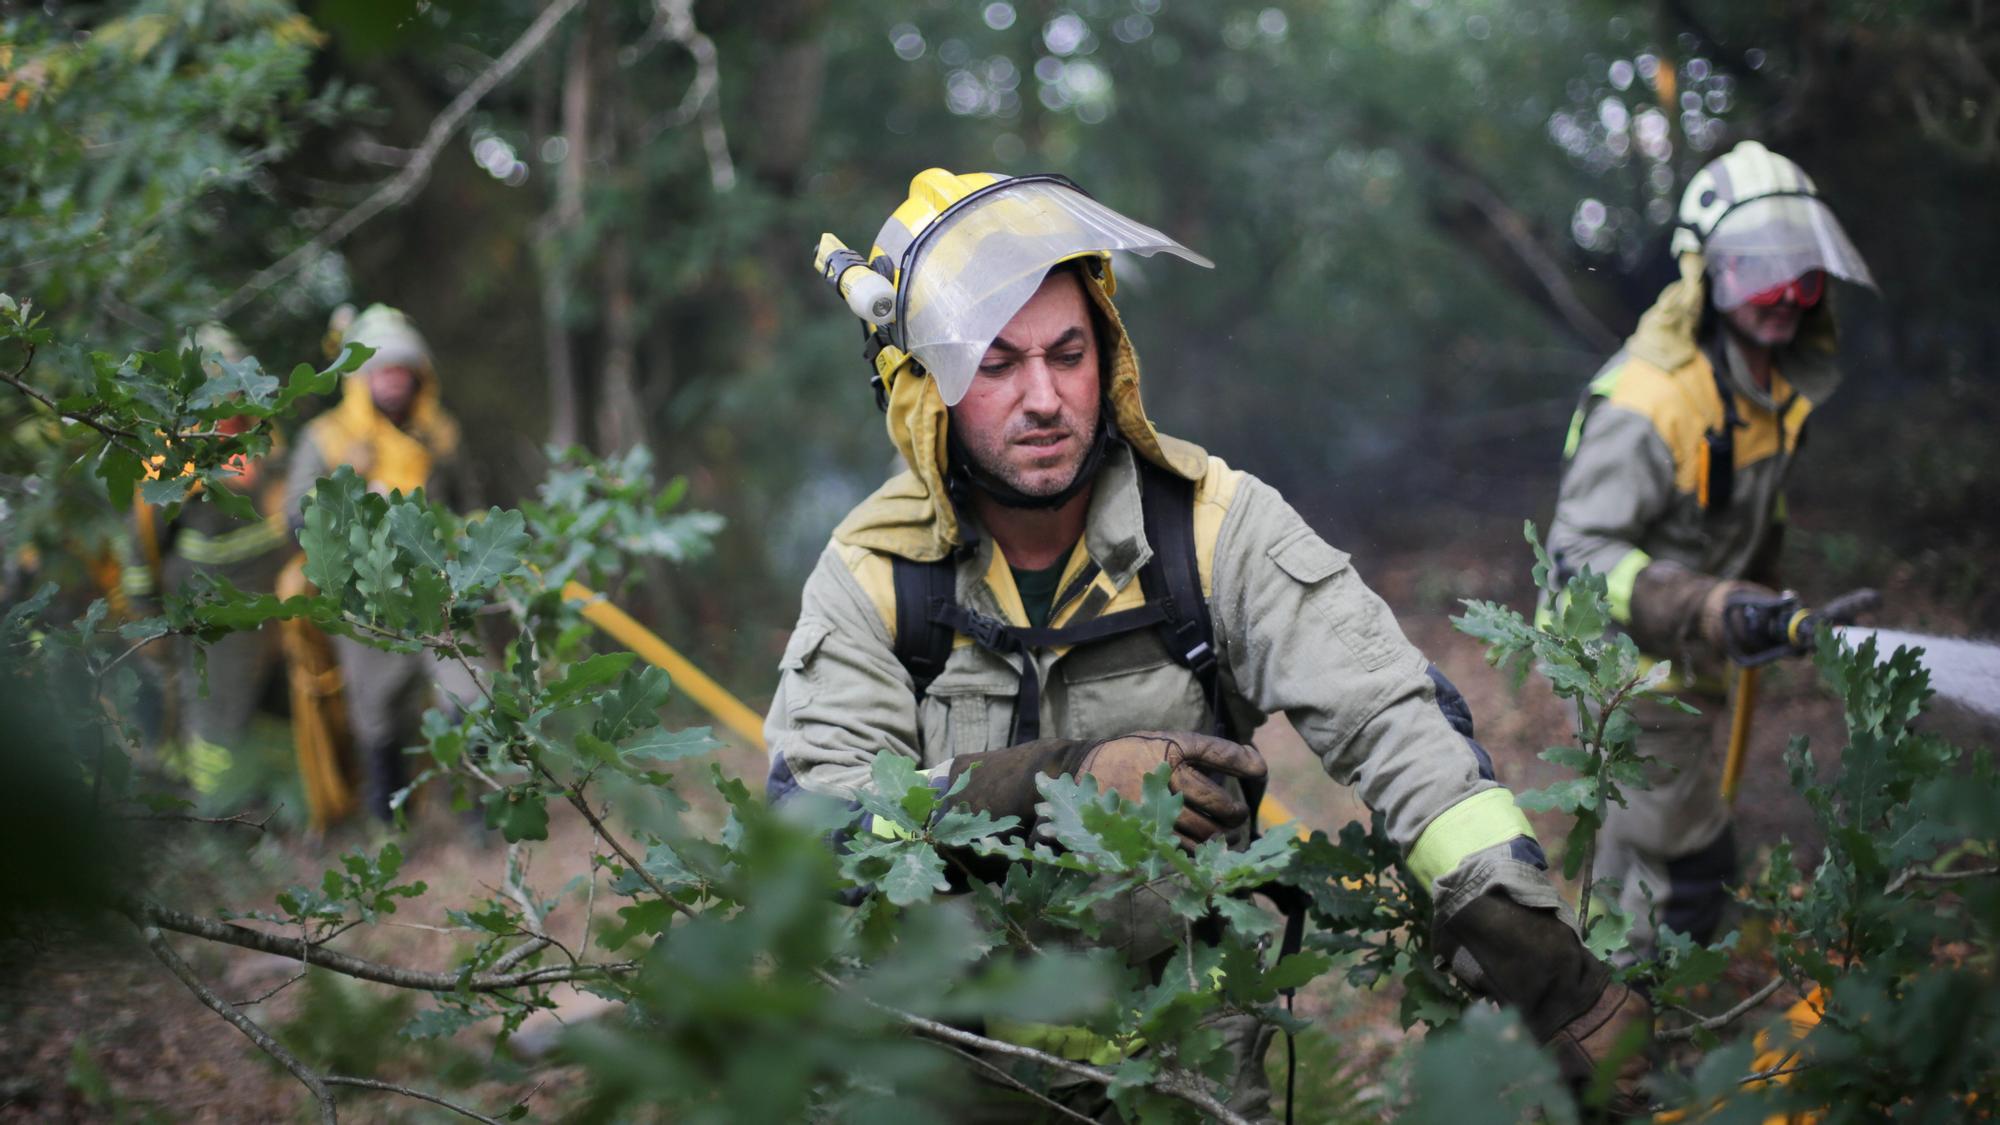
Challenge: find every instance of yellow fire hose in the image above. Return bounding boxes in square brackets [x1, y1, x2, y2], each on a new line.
[1720, 665, 1760, 805]
[561, 581, 767, 749]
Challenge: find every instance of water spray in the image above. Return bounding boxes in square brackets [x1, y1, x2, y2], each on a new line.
[1832, 626, 2000, 720]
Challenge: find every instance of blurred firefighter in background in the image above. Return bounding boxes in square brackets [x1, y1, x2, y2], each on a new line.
[281, 303, 481, 826]
[1545, 141, 1877, 960]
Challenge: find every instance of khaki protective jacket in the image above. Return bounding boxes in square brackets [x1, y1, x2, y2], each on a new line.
[769, 273, 1556, 932]
[1547, 256, 1842, 685]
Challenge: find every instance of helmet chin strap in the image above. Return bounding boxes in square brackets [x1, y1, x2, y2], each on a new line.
[949, 409, 1116, 512]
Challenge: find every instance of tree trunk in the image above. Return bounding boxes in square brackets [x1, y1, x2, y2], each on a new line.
[538, 0, 593, 450]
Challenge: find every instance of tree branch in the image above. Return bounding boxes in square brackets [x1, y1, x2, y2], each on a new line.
[640, 0, 735, 190]
[322, 1076, 510, 1125]
[928, 1040, 1100, 1124]
[1884, 863, 1999, 897]
[1658, 975, 1787, 1042]
[213, 0, 589, 319]
[491, 935, 553, 974]
[141, 902, 638, 992]
[132, 805, 279, 833]
[531, 758, 694, 917]
[0, 348, 143, 444]
[139, 921, 338, 1123]
[819, 971, 1250, 1125]
[1410, 142, 1624, 353]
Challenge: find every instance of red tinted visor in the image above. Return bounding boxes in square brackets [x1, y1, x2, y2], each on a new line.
[1741, 269, 1827, 309]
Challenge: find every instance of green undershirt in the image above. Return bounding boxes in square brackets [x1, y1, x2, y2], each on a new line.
[1010, 556, 1069, 628]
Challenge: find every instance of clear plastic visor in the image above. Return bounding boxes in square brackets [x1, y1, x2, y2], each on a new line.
[1703, 194, 1876, 310]
[896, 180, 1213, 406]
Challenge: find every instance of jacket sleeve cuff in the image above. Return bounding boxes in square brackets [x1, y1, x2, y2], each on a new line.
[1407, 788, 1540, 896]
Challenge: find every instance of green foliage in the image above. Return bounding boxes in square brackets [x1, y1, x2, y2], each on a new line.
[1700, 632, 2000, 1115]
[10, 254, 1998, 1125]
[1453, 521, 1675, 941]
[0, 1, 358, 340]
[6, 2, 1996, 1120]
[1402, 1005, 1577, 1125]
[1458, 524, 2000, 1119]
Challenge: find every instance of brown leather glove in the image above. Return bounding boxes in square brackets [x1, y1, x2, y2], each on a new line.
[1628, 559, 1773, 665]
[1077, 731, 1265, 843]
[1439, 892, 1654, 1117]
[1550, 982, 1653, 1117]
[945, 730, 1266, 845]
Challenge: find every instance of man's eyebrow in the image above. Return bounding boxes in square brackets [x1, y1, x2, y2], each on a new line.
[985, 326, 1088, 355]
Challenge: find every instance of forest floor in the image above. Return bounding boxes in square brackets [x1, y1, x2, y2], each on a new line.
[3, 516, 1994, 1123]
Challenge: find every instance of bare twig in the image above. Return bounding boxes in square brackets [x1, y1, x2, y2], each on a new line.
[1884, 864, 1999, 897]
[233, 967, 309, 1009]
[213, 0, 589, 318]
[817, 970, 1249, 1125]
[930, 1040, 1100, 1124]
[581, 821, 602, 958]
[132, 805, 279, 833]
[1740, 1044, 1808, 1086]
[139, 922, 338, 1123]
[640, 0, 735, 190]
[322, 1076, 509, 1125]
[530, 759, 693, 917]
[1658, 976, 1788, 1042]
[141, 902, 638, 992]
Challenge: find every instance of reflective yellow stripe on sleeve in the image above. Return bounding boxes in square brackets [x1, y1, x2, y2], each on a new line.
[868, 814, 917, 840]
[176, 516, 288, 566]
[1605, 548, 1651, 625]
[1407, 788, 1537, 894]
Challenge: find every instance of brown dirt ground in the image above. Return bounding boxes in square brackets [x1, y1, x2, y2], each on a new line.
[4, 538, 1991, 1122]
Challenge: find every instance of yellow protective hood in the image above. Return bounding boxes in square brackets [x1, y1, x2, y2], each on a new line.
[1627, 253, 1843, 407]
[834, 269, 1207, 562]
[311, 360, 459, 496]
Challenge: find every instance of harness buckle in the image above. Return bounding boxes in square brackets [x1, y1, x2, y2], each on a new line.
[961, 610, 1015, 653]
[1162, 597, 1217, 676]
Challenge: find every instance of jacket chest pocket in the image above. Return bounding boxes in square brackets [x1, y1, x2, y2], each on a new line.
[1058, 632, 1209, 739]
[918, 654, 1021, 763]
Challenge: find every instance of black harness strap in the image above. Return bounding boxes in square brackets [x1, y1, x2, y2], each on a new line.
[1702, 360, 1743, 515]
[930, 600, 1175, 743]
[891, 552, 957, 702]
[1136, 462, 1224, 732]
[888, 459, 1230, 744]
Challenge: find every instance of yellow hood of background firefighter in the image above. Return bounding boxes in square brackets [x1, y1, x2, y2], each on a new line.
[311, 302, 459, 495]
[1626, 140, 1875, 406]
[815, 169, 1215, 562]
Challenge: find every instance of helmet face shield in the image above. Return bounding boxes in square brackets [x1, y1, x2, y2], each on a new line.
[1703, 194, 1875, 311]
[888, 178, 1212, 405]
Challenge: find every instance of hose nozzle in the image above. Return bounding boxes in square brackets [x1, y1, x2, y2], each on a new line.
[813, 233, 896, 324]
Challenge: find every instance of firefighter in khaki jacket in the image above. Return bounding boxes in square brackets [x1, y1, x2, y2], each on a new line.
[283, 304, 479, 824]
[767, 170, 1651, 1119]
[1546, 142, 1878, 960]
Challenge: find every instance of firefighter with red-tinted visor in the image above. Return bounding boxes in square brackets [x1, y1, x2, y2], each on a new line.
[1545, 141, 1878, 962]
